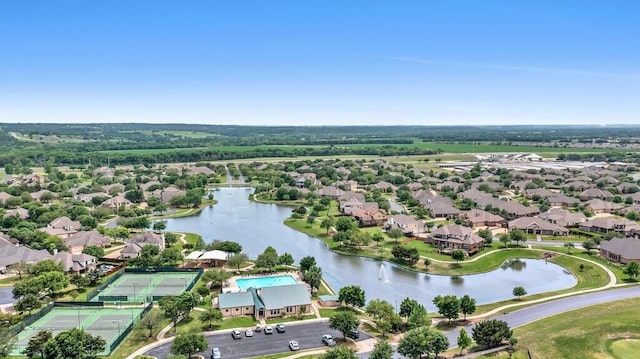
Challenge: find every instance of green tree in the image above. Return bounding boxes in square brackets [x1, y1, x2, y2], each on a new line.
[329, 311, 359, 340]
[451, 249, 465, 263]
[15, 293, 41, 314]
[302, 265, 322, 291]
[256, 246, 279, 271]
[433, 294, 460, 323]
[320, 217, 334, 235]
[24, 330, 52, 358]
[477, 228, 493, 245]
[509, 229, 526, 246]
[369, 340, 393, 359]
[582, 239, 596, 254]
[201, 269, 231, 292]
[472, 319, 513, 348]
[372, 232, 385, 246]
[387, 228, 404, 243]
[564, 241, 575, 254]
[42, 328, 106, 359]
[512, 286, 527, 299]
[459, 294, 476, 320]
[40, 271, 70, 297]
[397, 327, 449, 359]
[623, 261, 640, 280]
[81, 245, 105, 259]
[407, 304, 430, 330]
[499, 233, 511, 248]
[365, 299, 395, 322]
[152, 220, 167, 232]
[199, 306, 223, 330]
[226, 252, 248, 271]
[28, 259, 64, 276]
[339, 285, 366, 308]
[320, 346, 358, 359]
[141, 310, 160, 338]
[299, 256, 316, 272]
[278, 252, 295, 266]
[9, 261, 32, 280]
[335, 217, 357, 232]
[457, 328, 472, 355]
[399, 297, 421, 318]
[170, 332, 208, 358]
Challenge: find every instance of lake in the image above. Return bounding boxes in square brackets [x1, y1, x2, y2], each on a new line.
[163, 188, 576, 310]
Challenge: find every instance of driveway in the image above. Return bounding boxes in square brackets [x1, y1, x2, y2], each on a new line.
[145, 321, 372, 359]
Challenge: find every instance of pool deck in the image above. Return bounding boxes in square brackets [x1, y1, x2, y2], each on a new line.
[224, 271, 304, 293]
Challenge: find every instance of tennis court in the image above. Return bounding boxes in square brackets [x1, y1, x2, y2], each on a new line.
[93, 271, 199, 302]
[11, 306, 147, 356]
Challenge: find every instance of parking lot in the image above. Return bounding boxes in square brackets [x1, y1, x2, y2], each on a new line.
[145, 321, 372, 359]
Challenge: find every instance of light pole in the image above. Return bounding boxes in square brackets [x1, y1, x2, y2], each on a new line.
[182, 277, 187, 289]
[132, 282, 139, 302]
[77, 307, 81, 329]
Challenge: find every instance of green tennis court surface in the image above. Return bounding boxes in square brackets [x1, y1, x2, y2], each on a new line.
[11, 306, 146, 356]
[93, 271, 198, 302]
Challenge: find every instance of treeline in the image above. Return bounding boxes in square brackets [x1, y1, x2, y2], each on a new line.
[0, 146, 442, 167]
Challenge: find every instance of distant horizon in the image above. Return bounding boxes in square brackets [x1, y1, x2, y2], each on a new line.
[1, 122, 638, 128]
[1, 1, 639, 125]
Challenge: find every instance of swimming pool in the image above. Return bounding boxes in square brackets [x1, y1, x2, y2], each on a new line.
[236, 275, 298, 290]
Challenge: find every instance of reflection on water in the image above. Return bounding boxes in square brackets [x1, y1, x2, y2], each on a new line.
[163, 188, 577, 310]
[501, 259, 528, 271]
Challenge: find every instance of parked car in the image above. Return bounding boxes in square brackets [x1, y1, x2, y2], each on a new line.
[348, 329, 360, 339]
[255, 324, 261, 332]
[211, 347, 221, 359]
[245, 328, 254, 337]
[322, 334, 336, 346]
[231, 329, 242, 339]
[276, 323, 286, 333]
[289, 340, 300, 351]
[264, 325, 273, 334]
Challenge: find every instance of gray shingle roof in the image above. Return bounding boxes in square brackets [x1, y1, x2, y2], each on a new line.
[218, 291, 255, 309]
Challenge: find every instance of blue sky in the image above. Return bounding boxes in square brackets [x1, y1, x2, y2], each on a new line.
[1, 1, 639, 126]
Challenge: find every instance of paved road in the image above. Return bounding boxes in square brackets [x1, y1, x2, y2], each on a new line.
[145, 321, 372, 359]
[359, 285, 640, 358]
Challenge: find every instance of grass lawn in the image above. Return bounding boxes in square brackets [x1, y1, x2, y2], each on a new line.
[476, 298, 640, 359]
[531, 245, 629, 284]
[265, 314, 316, 324]
[109, 308, 172, 359]
[318, 307, 359, 318]
[175, 314, 257, 335]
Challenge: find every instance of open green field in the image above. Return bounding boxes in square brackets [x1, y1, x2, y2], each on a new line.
[98, 140, 624, 156]
[475, 298, 640, 359]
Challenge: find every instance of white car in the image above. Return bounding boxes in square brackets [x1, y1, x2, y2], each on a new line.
[289, 340, 299, 351]
[264, 325, 273, 334]
[245, 328, 254, 337]
[322, 334, 336, 346]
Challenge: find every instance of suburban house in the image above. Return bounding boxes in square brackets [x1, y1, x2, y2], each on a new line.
[580, 218, 640, 236]
[427, 225, 485, 255]
[100, 193, 132, 210]
[586, 199, 624, 214]
[217, 284, 311, 319]
[63, 231, 111, 254]
[52, 251, 97, 273]
[424, 202, 461, 219]
[508, 217, 569, 236]
[352, 208, 388, 227]
[547, 193, 581, 207]
[0, 235, 50, 273]
[40, 216, 82, 239]
[121, 232, 165, 258]
[461, 209, 506, 228]
[537, 208, 586, 228]
[3, 208, 30, 220]
[385, 214, 425, 236]
[599, 237, 640, 264]
[315, 186, 344, 199]
[579, 188, 614, 201]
